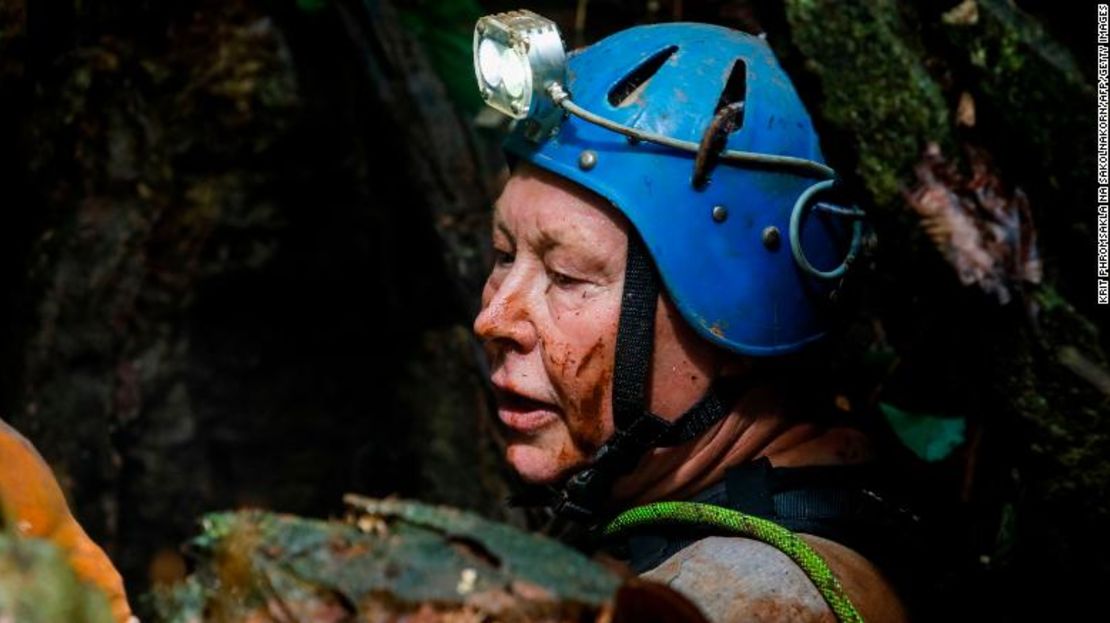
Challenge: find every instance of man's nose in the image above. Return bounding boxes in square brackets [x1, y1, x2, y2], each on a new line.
[473, 275, 538, 352]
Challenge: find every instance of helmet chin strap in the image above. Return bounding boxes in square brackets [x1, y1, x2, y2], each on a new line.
[509, 232, 729, 523]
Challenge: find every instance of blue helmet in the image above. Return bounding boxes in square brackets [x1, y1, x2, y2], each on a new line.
[504, 23, 857, 356]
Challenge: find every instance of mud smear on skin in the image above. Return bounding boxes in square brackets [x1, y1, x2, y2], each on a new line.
[555, 341, 578, 382]
[574, 337, 604, 379]
[566, 337, 610, 456]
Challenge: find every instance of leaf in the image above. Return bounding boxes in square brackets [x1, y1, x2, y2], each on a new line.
[942, 0, 979, 27]
[901, 142, 1042, 305]
[879, 402, 966, 462]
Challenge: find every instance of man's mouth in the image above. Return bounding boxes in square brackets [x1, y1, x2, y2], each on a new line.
[492, 386, 560, 433]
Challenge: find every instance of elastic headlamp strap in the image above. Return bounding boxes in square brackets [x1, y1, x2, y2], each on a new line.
[551, 233, 728, 522]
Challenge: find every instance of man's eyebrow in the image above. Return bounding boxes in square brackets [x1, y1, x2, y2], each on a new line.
[535, 229, 560, 254]
[492, 212, 560, 251]
[493, 218, 514, 242]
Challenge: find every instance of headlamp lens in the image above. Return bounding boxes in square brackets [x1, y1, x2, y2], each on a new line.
[500, 48, 527, 98]
[477, 38, 503, 88]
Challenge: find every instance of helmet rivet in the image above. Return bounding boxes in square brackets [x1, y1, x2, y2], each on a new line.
[578, 150, 597, 171]
[762, 226, 781, 249]
[711, 205, 728, 223]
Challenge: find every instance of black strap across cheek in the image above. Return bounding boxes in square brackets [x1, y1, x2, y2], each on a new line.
[612, 230, 661, 430]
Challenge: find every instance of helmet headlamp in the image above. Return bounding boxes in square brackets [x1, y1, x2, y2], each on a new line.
[473, 10, 566, 139]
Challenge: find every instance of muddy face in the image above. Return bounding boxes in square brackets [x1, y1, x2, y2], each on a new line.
[473, 164, 626, 484]
[473, 163, 719, 487]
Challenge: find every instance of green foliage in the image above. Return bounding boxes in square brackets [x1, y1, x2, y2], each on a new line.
[879, 402, 966, 462]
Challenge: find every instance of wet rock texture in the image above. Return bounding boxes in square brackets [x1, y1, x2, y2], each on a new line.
[149, 499, 620, 623]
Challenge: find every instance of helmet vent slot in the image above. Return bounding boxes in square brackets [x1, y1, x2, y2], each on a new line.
[691, 59, 749, 187]
[714, 59, 747, 132]
[608, 45, 678, 107]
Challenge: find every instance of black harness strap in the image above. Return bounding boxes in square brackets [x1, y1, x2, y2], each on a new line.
[656, 390, 727, 446]
[725, 458, 878, 542]
[611, 232, 659, 430]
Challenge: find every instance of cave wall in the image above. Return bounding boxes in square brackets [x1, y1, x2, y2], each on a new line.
[0, 0, 507, 597]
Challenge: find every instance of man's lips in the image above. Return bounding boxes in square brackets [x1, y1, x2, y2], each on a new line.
[492, 386, 560, 433]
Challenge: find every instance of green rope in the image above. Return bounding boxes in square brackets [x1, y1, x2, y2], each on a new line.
[603, 501, 864, 623]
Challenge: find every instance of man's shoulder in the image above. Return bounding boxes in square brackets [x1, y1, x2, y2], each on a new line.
[639, 535, 908, 623]
[640, 536, 836, 623]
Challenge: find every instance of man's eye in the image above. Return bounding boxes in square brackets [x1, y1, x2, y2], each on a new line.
[549, 270, 582, 287]
[494, 250, 515, 266]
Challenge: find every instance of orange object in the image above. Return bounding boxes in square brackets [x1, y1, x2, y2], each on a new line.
[0, 419, 132, 622]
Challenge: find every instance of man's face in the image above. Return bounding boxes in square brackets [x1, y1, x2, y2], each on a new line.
[473, 163, 718, 485]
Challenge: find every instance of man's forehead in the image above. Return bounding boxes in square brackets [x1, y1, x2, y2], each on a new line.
[491, 199, 592, 251]
[493, 165, 627, 240]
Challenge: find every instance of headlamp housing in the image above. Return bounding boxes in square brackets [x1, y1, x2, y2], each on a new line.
[473, 10, 566, 140]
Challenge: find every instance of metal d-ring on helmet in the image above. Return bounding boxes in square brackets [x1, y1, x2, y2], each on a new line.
[474, 12, 865, 522]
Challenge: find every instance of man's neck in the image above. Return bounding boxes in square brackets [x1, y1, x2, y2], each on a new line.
[608, 386, 874, 507]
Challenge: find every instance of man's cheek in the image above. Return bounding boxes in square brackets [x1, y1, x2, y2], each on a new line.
[536, 337, 574, 401]
[547, 340, 584, 383]
[565, 368, 611, 453]
[566, 337, 610, 411]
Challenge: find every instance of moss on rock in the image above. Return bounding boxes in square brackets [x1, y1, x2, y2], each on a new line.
[783, 0, 951, 206]
[149, 503, 620, 622]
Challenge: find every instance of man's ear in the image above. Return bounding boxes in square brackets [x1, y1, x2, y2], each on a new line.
[610, 577, 710, 623]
